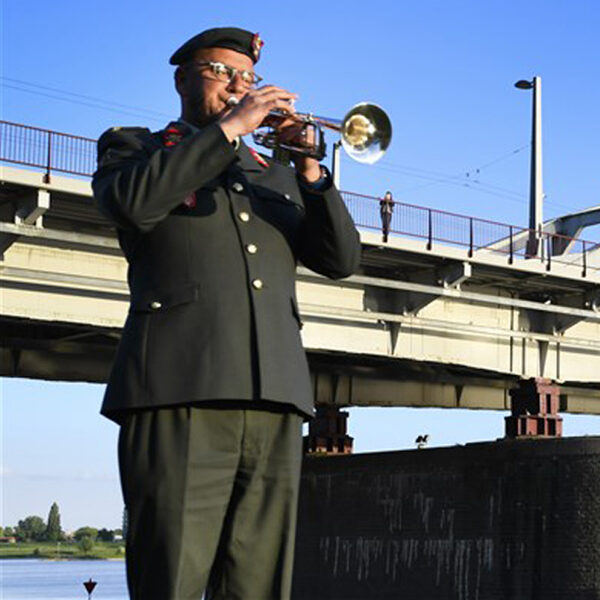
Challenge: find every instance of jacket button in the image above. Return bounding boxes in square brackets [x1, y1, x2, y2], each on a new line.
[283, 193, 291, 200]
[232, 182, 244, 193]
[251, 278, 263, 290]
[238, 211, 250, 222]
[149, 301, 162, 310]
[246, 243, 258, 254]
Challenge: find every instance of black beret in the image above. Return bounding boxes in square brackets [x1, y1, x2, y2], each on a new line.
[169, 27, 264, 65]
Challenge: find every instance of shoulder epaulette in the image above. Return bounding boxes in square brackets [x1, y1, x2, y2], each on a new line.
[95, 126, 153, 169]
[97, 126, 152, 154]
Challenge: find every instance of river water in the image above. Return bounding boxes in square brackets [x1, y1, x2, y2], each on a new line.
[0, 559, 128, 599]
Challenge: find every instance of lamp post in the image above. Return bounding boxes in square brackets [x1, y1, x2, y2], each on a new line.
[515, 76, 543, 257]
[331, 139, 342, 188]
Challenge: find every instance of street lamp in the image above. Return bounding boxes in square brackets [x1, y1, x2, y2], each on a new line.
[515, 76, 543, 257]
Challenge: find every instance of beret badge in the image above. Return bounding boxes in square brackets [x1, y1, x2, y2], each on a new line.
[252, 33, 264, 61]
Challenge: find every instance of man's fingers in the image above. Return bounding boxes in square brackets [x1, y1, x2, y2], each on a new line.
[248, 86, 298, 109]
[254, 84, 297, 97]
[220, 84, 300, 138]
[269, 97, 297, 116]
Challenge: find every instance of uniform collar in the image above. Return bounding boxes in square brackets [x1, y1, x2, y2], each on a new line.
[177, 119, 240, 150]
[235, 142, 270, 173]
[174, 119, 267, 174]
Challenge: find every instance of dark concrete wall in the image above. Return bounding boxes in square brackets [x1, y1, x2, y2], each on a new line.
[292, 437, 600, 600]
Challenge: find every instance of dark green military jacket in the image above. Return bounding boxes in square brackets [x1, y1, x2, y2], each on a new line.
[93, 121, 361, 421]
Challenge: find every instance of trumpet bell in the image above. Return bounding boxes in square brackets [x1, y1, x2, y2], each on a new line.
[340, 103, 392, 164]
[252, 101, 392, 164]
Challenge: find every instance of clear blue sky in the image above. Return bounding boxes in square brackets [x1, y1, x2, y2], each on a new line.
[2, 0, 600, 531]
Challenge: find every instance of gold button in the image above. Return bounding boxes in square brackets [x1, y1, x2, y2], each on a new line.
[251, 279, 263, 290]
[150, 301, 162, 310]
[246, 243, 258, 254]
[232, 182, 244, 193]
[239, 211, 250, 222]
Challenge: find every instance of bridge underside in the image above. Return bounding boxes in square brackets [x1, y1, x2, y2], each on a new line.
[2, 314, 598, 414]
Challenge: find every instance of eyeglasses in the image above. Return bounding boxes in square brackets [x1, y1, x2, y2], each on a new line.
[188, 61, 263, 87]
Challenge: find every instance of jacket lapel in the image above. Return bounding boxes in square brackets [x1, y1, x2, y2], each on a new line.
[234, 142, 271, 183]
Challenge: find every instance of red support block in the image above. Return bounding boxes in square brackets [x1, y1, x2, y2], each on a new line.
[304, 406, 354, 455]
[505, 378, 563, 439]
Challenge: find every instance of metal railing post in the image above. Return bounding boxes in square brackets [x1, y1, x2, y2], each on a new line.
[468, 217, 474, 257]
[427, 209, 432, 250]
[509, 226, 514, 264]
[44, 131, 52, 183]
[582, 240, 587, 278]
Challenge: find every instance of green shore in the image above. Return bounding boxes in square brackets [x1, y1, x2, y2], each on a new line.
[0, 541, 125, 560]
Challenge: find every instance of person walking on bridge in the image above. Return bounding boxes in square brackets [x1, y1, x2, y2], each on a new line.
[93, 27, 361, 600]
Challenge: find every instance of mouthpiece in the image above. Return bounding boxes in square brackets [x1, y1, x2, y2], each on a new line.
[227, 97, 240, 107]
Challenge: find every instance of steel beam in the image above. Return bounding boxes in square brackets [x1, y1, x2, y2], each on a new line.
[0, 222, 120, 252]
[298, 268, 600, 322]
[300, 302, 600, 351]
[481, 206, 600, 257]
[3, 262, 599, 323]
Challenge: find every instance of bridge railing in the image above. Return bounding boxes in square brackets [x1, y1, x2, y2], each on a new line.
[1, 120, 597, 276]
[0, 120, 96, 180]
[344, 190, 598, 276]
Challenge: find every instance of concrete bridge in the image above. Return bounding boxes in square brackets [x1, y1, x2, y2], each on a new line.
[1, 120, 599, 417]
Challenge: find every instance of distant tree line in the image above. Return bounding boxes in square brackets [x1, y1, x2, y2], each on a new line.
[1, 502, 122, 545]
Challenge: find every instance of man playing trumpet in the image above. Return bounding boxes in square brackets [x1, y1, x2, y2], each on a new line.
[93, 27, 360, 600]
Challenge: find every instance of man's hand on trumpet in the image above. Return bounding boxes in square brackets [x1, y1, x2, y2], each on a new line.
[272, 119, 323, 183]
[218, 85, 322, 183]
[219, 85, 296, 141]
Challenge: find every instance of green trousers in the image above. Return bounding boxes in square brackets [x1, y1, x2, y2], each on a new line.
[118, 405, 303, 600]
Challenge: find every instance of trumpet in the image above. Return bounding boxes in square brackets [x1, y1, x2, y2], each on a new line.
[227, 97, 392, 164]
